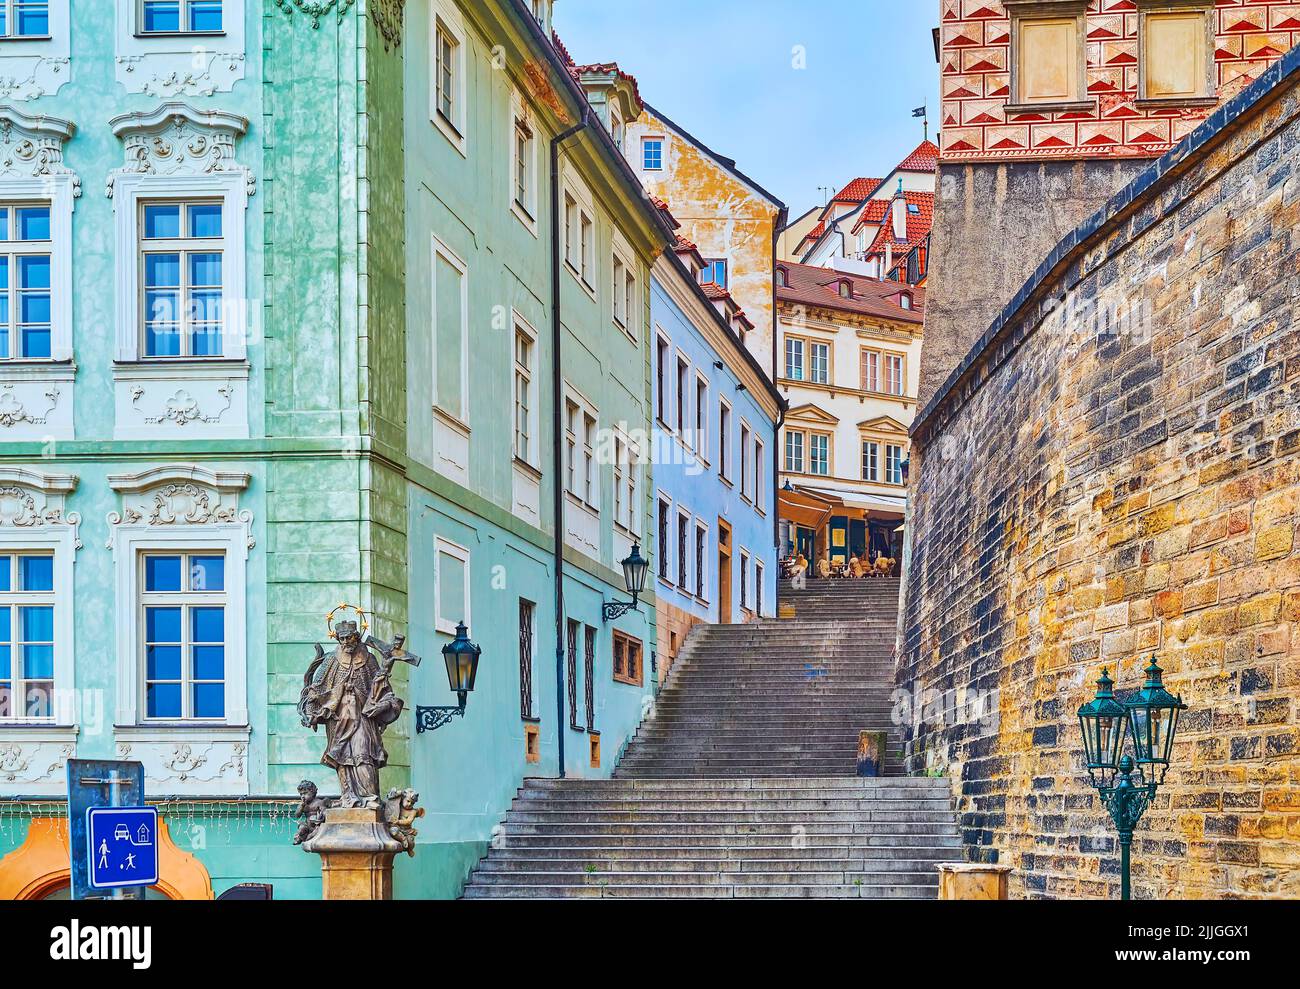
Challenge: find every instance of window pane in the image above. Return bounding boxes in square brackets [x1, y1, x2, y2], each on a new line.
[18, 555, 52, 592]
[144, 252, 181, 287]
[146, 643, 182, 681]
[18, 254, 50, 290]
[190, 606, 224, 644]
[193, 644, 224, 681]
[16, 1, 48, 36]
[146, 320, 181, 357]
[142, 1, 181, 32]
[192, 682, 224, 718]
[189, 252, 222, 287]
[16, 207, 49, 241]
[20, 605, 52, 643]
[23, 682, 51, 719]
[0, 644, 9, 681]
[147, 683, 182, 718]
[143, 204, 182, 239]
[0, 558, 9, 592]
[189, 0, 223, 32]
[22, 642, 53, 680]
[20, 290, 50, 323]
[188, 203, 222, 238]
[146, 555, 183, 592]
[190, 556, 224, 591]
[145, 606, 182, 642]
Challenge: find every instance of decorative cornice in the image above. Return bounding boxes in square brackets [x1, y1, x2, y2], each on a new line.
[109, 103, 248, 141]
[107, 102, 254, 199]
[0, 468, 77, 496]
[107, 465, 250, 495]
[0, 105, 79, 196]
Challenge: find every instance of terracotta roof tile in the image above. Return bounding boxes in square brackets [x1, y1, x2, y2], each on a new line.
[775, 262, 924, 324]
[897, 139, 940, 172]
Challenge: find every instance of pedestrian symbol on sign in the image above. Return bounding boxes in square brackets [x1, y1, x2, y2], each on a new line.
[86, 807, 159, 890]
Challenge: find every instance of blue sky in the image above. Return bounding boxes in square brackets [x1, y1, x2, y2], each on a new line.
[553, 0, 941, 220]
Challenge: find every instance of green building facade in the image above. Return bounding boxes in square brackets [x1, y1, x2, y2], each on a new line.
[0, 0, 676, 900]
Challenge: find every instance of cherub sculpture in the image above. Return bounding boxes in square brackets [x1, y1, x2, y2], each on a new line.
[384, 787, 425, 857]
[292, 780, 336, 845]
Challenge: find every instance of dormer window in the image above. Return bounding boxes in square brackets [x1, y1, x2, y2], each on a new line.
[775, 266, 788, 288]
[900, 292, 913, 311]
[610, 105, 624, 152]
[0, 0, 49, 37]
[838, 280, 852, 299]
[701, 258, 728, 289]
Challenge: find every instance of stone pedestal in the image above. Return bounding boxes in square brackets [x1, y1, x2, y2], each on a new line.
[936, 863, 1013, 900]
[857, 731, 887, 777]
[302, 807, 406, 900]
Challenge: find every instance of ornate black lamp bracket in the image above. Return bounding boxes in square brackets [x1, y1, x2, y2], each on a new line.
[601, 600, 638, 623]
[415, 695, 467, 734]
[1099, 780, 1154, 833]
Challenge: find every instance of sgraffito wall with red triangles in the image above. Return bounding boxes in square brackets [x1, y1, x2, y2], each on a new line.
[940, 0, 1300, 161]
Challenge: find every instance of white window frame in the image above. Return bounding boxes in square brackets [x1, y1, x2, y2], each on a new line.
[739, 548, 751, 611]
[676, 508, 691, 590]
[718, 397, 732, 482]
[133, 0, 226, 36]
[886, 443, 905, 486]
[612, 427, 640, 537]
[754, 560, 765, 616]
[112, 170, 248, 364]
[785, 336, 805, 380]
[656, 493, 672, 582]
[694, 519, 708, 601]
[753, 435, 765, 514]
[0, 524, 76, 726]
[432, 233, 470, 427]
[655, 330, 672, 427]
[561, 171, 597, 299]
[611, 233, 636, 342]
[693, 371, 709, 461]
[862, 439, 880, 482]
[785, 428, 805, 474]
[809, 341, 830, 385]
[512, 311, 539, 469]
[563, 385, 599, 513]
[0, 187, 72, 363]
[675, 352, 690, 435]
[432, 0, 467, 155]
[434, 536, 471, 636]
[809, 432, 830, 476]
[884, 352, 905, 396]
[509, 91, 538, 233]
[739, 419, 752, 500]
[641, 135, 664, 171]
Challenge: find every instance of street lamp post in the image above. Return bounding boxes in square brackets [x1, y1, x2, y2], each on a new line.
[602, 544, 649, 622]
[1076, 658, 1186, 900]
[416, 621, 482, 733]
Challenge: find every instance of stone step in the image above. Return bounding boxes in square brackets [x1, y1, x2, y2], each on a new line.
[510, 799, 957, 813]
[462, 883, 935, 899]
[469, 868, 941, 886]
[498, 832, 962, 848]
[505, 810, 954, 825]
[518, 777, 946, 792]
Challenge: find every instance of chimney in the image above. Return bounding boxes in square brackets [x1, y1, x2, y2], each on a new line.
[892, 178, 907, 242]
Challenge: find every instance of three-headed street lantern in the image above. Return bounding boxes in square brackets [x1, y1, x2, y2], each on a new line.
[1076, 656, 1187, 900]
[1126, 657, 1186, 787]
[603, 544, 649, 622]
[416, 622, 482, 734]
[1077, 667, 1129, 790]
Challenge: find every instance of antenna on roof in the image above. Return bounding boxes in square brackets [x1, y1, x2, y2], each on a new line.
[911, 103, 928, 143]
[817, 185, 833, 207]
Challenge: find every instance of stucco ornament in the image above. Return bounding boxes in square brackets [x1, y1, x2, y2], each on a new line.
[107, 103, 255, 199]
[0, 106, 79, 193]
[370, 0, 406, 51]
[273, 0, 356, 28]
[297, 614, 422, 811]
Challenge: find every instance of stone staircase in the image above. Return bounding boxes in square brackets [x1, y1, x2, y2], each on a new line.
[462, 576, 962, 898]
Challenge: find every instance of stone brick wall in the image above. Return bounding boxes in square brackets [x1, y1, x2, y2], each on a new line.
[900, 49, 1300, 899]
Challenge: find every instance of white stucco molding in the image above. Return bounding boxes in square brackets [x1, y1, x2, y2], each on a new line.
[107, 103, 254, 199]
[115, 0, 247, 98]
[106, 464, 253, 794]
[0, 1, 71, 102]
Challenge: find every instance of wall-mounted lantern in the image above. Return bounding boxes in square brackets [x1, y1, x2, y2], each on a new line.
[602, 544, 649, 622]
[416, 622, 482, 734]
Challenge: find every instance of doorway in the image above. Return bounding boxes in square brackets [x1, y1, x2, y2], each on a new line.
[717, 518, 732, 624]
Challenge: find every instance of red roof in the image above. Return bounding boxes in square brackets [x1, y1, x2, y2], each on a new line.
[857, 192, 936, 259]
[776, 262, 924, 324]
[831, 177, 884, 204]
[896, 140, 940, 172]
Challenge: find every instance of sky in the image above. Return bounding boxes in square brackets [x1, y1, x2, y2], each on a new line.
[553, 0, 941, 222]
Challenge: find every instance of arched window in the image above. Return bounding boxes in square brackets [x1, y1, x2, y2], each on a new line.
[900, 292, 913, 311]
[775, 266, 788, 288]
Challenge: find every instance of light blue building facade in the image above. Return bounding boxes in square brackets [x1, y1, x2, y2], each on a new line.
[649, 246, 783, 673]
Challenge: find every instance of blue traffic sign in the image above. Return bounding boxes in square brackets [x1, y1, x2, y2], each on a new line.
[86, 807, 159, 890]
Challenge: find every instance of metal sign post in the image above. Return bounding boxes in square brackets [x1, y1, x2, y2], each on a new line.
[67, 759, 149, 900]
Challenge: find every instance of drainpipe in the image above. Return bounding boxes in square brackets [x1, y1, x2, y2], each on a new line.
[549, 107, 590, 779]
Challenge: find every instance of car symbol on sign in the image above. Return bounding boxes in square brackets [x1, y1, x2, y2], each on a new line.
[114, 824, 131, 841]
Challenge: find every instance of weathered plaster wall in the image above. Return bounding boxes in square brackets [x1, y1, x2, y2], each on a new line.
[919, 158, 1148, 405]
[901, 47, 1300, 899]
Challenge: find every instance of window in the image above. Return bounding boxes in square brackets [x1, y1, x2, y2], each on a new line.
[0, 0, 48, 38]
[886, 444, 905, 485]
[138, 0, 221, 34]
[612, 255, 626, 327]
[140, 200, 224, 358]
[609, 105, 623, 152]
[754, 437, 764, 511]
[564, 397, 598, 509]
[700, 258, 728, 289]
[694, 374, 708, 455]
[513, 319, 536, 465]
[1140, 5, 1213, 102]
[862, 440, 880, 482]
[785, 429, 805, 473]
[676, 355, 688, 433]
[433, 10, 464, 144]
[677, 511, 689, 589]
[642, 137, 663, 171]
[810, 433, 830, 476]
[434, 537, 470, 636]
[512, 109, 536, 222]
[740, 422, 751, 500]
[0, 203, 51, 360]
[810, 342, 830, 385]
[613, 433, 639, 534]
[719, 400, 731, 480]
[0, 552, 54, 720]
[579, 213, 593, 287]
[433, 236, 468, 422]
[655, 334, 669, 424]
[563, 186, 596, 292]
[657, 497, 671, 581]
[775, 266, 788, 288]
[739, 550, 750, 610]
[785, 337, 804, 380]
[613, 631, 643, 686]
[622, 263, 636, 338]
[861, 349, 879, 392]
[139, 552, 226, 720]
[885, 353, 904, 396]
[1007, 1, 1088, 109]
[518, 599, 535, 721]
[694, 522, 707, 599]
[564, 192, 577, 268]
[755, 561, 764, 616]
[900, 292, 913, 311]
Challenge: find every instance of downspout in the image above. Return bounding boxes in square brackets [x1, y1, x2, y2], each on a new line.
[549, 106, 590, 779]
[771, 219, 783, 617]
